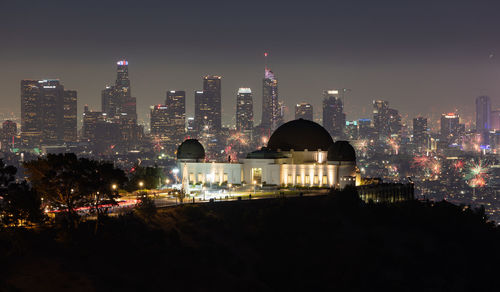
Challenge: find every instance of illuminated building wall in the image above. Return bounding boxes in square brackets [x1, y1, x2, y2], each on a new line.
[323, 90, 345, 138]
[295, 103, 313, 121]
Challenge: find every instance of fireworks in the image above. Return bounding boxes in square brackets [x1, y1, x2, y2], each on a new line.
[464, 159, 490, 188]
[412, 155, 441, 178]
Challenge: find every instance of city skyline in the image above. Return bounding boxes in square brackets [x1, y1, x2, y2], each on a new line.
[2, 1, 500, 127]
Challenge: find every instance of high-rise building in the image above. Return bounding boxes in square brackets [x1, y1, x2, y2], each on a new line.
[165, 90, 186, 145]
[413, 117, 428, 151]
[440, 113, 461, 145]
[236, 88, 253, 132]
[186, 117, 196, 137]
[373, 100, 390, 139]
[388, 108, 402, 136]
[358, 119, 374, 140]
[1, 120, 17, 150]
[82, 106, 106, 141]
[476, 96, 491, 132]
[150, 105, 169, 143]
[21, 79, 74, 146]
[202, 75, 222, 132]
[323, 90, 345, 137]
[262, 67, 280, 130]
[63, 90, 77, 143]
[102, 85, 118, 117]
[345, 120, 358, 140]
[492, 110, 500, 131]
[295, 102, 313, 121]
[21, 80, 42, 145]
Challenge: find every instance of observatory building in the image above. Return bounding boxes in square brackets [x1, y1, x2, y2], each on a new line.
[177, 119, 359, 189]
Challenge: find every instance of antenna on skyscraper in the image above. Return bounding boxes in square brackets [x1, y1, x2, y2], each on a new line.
[264, 52, 269, 71]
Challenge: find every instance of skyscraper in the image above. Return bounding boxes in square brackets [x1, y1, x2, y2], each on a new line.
[236, 88, 253, 132]
[373, 100, 390, 139]
[388, 108, 402, 136]
[262, 65, 280, 130]
[295, 103, 313, 121]
[150, 105, 169, 143]
[1, 120, 17, 151]
[440, 113, 461, 145]
[101, 85, 118, 117]
[413, 117, 428, 151]
[63, 90, 77, 143]
[202, 75, 222, 132]
[492, 109, 500, 131]
[21, 79, 75, 146]
[476, 96, 491, 132]
[323, 90, 345, 138]
[165, 90, 186, 146]
[21, 80, 42, 145]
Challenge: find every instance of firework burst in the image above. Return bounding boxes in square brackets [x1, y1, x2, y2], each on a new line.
[464, 159, 490, 188]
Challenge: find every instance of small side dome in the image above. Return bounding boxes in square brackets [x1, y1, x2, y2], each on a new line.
[327, 141, 356, 162]
[177, 139, 205, 161]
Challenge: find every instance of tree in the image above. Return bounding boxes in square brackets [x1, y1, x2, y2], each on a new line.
[0, 159, 16, 196]
[127, 165, 165, 191]
[81, 159, 127, 233]
[2, 182, 44, 227]
[24, 154, 87, 229]
[134, 191, 157, 221]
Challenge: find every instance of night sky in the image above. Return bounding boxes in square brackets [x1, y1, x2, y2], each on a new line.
[2, 0, 500, 129]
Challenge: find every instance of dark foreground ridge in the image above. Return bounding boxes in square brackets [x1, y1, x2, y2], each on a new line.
[1, 192, 499, 291]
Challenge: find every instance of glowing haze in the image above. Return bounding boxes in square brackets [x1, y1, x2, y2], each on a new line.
[1, 0, 500, 128]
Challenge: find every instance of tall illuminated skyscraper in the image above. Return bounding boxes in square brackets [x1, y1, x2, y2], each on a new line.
[236, 88, 253, 132]
[295, 102, 313, 121]
[63, 90, 77, 143]
[165, 90, 186, 146]
[440, 113, 461, 145]
[21, 80, 42, 145]
[413, 117, 428, 151]
[21, 79, 76, 146]
[261, 53, 281, 130]
[373, 100, 390, 139]
[323, 90, 345, 138]
[150, 105, 169, 143]
[202, 75, 222, 132]
[476, 96, 491, 132]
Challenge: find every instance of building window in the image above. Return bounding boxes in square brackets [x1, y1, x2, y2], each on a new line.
[305, 175, 310, 184]
[296, 175, 301, 185]
[197, 173, 203, 183]
[314, 175, 319, 185]
[189, 173, 195, 184]
[223, 173, 228, 182]
[323, 175, 327, 185]
[287, 175, 292, 185]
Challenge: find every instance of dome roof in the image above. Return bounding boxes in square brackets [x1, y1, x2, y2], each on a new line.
[177, 139, 205, 160]
[327, 141, 356, 162]
[267, 119, 333, 151]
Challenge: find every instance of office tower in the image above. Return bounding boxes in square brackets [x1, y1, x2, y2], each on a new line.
[440, 113, 461, 145]
[323, 90, 345, 137]
[373, 100, 390, 139]
[413, 117, 428, 151]
[102, 85, 118, 117]
[358, 119, 373, 139]
[388, 108, 402, 136]
[82, 106, 106, 141]
[345, 120, 358, 140]
[21, 79, 72, 146]
[194, 90, 206, 134]
[39, 80, 64, 145]
[101, 60, 137, 120]
[1, 120, 17, 150]
[63, 90, 77, 143]
[261, 61, 280, 130]
[150, 105, 169, 143]
[295, 102, 313, 121]
[476, 96, 491, 132]
[492, 110, 500, 131]
[21, 80, 42, 145]
[186, 117, 196, 137]
[165, 90, 186, 145]
[236, 88, 254, 132]
[202, 75, 222, 132]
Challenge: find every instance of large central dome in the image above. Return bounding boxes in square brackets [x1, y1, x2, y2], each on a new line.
[267, 119, 334, 151]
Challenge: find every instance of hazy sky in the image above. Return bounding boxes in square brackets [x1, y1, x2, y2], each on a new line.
[1, 0, 500, 130]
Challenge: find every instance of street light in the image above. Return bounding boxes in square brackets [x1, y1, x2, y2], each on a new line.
[139, 181, 144, 189]
[112, 184, 117, 191]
